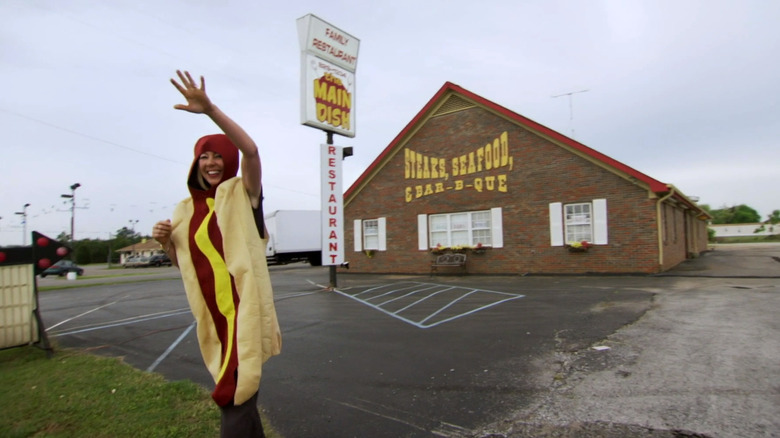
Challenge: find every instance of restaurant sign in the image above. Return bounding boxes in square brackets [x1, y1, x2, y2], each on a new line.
[297, 14, 360, 138]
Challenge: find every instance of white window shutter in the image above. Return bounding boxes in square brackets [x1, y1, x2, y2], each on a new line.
[490, 207, 504, 248]
[549, 202, 564, 246]
[592, 199, 608, 244]
[417, 214, 428, 250]
[353, 219, 362, 251]
[378, 217, 387, 251]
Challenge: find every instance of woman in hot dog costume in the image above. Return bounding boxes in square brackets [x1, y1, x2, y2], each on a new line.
[153, 70, 281, 438]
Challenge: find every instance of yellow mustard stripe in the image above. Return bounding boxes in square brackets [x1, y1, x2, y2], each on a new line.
[193, 197, 236, 382]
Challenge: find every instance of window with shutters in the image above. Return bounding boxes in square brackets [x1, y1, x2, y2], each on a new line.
[429, 210, 492, 248]
[565, 202, 592, 243]
[363, 219, 379, 250]
[550, 199, 607, 247]
[354, 217, 386, 252]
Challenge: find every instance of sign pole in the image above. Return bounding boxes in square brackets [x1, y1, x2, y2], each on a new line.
[326, 130, 338, 289]
[298, 14, 359, 290]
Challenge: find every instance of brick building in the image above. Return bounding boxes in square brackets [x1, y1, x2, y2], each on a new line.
[343, 82, 710, 275]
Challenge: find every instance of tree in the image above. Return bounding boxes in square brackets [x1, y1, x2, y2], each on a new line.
[708, 204, 761, 224]
[754, 210, 780, 234]
[767, 210, 780, 226]
[114, 226, 139, 240]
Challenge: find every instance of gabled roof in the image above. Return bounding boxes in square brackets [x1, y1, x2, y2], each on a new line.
[116, 239, 163, 253]
[345, 82, 706, 215]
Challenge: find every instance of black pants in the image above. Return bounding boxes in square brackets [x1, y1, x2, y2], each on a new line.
[220, 392, 265, 438]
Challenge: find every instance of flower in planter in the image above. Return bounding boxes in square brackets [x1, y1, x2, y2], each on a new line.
[567, 240, 592, 252]
[431, 244, 446, 254]
[364, 249, 375, 258]
[432, 244, 483, 254]
[449, 245, 468, 253]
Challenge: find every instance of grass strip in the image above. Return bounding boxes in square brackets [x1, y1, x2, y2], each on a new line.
[38, 277, 180, 292]
[0, 346, 279, 438]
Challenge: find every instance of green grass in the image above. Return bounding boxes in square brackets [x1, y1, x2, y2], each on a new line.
[37, 266, 180, 292]
[37, 277, 179, 292]
[45, 271, 167, 281]
[0, 346, 280, 438]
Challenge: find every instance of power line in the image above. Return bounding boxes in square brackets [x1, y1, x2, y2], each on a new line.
[0, 107, 185, 164]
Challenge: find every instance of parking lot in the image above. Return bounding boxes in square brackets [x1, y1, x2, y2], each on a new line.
[37, 244, 780, 437]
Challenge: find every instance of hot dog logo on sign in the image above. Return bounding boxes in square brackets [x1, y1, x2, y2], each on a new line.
[297, 14, 360, 138]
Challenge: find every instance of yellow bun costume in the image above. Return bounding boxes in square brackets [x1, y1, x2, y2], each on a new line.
[170, 134, 281, 406]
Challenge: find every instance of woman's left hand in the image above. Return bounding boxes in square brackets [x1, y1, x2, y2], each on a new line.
[170, 70, 214, 114]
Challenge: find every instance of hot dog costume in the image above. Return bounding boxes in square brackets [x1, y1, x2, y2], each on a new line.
[170, 134, 282, 407]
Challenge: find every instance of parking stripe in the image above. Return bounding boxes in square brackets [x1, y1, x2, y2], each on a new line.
[333, 281, 524, 329]
[147, 321, 196, 372]
[49, 308, 192, 337]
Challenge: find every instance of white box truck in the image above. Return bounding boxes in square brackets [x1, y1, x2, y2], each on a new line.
[265, 210, 322, 266]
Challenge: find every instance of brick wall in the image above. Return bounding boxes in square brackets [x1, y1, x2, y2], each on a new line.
[344, 106, 691, 275]
[660, 203, 686, 270]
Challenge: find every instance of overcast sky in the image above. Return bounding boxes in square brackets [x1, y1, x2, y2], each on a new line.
[2, 0, 778, 246]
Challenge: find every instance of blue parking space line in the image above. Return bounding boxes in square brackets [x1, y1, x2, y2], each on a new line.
[392, 287, 457, 314]
[355, 282, 422, 300]
[420, 294, 525, 328]
[332, 289, 430, 329]
[419, 289, 479, 324]
[147, 321, 196, 372]
[333, 281, 525, 329]
[49, 309, 193, 337]
[378, 284, 449, 307]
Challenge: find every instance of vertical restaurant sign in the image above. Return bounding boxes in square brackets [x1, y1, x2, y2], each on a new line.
[297, 14, 360, 138]
[321, 144, 345, 265]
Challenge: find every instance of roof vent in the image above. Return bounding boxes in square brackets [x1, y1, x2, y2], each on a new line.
[432, 95, 475, 117]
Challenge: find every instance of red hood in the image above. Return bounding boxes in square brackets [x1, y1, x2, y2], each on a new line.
[187, 134, 239, 198]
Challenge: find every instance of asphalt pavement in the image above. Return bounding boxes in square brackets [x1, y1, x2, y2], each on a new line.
[35, 243, 780, 437]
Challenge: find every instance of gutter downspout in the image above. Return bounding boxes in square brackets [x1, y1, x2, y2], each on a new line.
[656, 186, 676, 270]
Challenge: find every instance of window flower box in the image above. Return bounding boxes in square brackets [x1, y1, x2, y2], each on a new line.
[431, 243, 488, 255]
[566, 241, 592, 253]
[431, 244, 447, 255]
[431, 244, 467, 254]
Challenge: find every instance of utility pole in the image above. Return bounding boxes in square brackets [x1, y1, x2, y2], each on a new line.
[107, 232, 114, 268]
[129, 219, 139, 256]
[14, 203, 30, 245]
[60, 183, 81, 242]
[552, 89, 589, 138]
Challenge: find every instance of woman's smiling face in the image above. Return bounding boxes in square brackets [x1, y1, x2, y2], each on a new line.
[198, 151, 224, 186]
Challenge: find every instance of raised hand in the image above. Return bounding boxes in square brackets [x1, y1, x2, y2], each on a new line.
[152, 219, 172, 246]
[170, 70, 214, 114]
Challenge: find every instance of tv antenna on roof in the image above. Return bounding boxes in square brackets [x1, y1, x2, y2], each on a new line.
[552, 89, 589, 138]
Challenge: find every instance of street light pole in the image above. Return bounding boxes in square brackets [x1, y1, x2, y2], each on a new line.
[60, 183, 81, 242]
[14, 203, 30, 245]
[129, 219, 139, 256]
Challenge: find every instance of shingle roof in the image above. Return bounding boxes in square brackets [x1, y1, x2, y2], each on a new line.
[116, 239, 163, 253]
